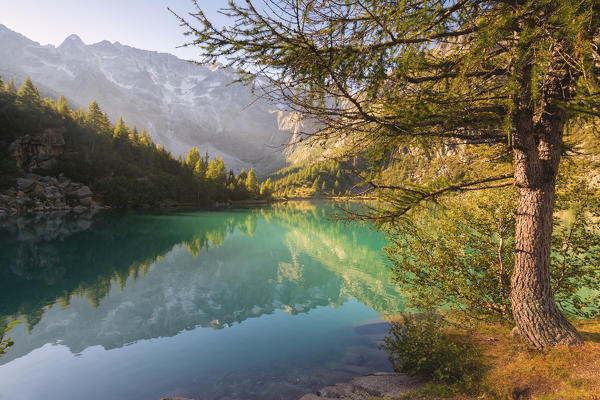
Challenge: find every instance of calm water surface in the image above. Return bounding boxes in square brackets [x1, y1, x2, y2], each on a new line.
[0, 201, 405, 400]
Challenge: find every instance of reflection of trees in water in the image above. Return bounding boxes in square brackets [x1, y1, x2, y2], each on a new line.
[0, 210, 248, 330]
[262, 202, 405, 316]
[0, 203, 403, 338]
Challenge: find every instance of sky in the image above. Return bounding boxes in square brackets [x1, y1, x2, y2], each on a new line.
[0, 0, 231, 60]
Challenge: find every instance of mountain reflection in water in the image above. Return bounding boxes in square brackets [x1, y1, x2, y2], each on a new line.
[0, 201, 405, 400]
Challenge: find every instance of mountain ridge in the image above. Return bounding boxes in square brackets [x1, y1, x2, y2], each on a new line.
[0, 24, 298, 175]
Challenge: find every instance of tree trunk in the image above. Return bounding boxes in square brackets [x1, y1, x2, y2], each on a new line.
[511, 180, 583, 348]
[510, 60, 583, 349]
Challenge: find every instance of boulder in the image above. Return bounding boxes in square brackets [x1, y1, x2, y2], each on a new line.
[73, 186, 93, 198]
[16, 178, 36, 192]
[58, 178, 71, 189]
[2, 173, 103, 216]
[43, 186, 61, 200]
[32, 184, 46, 197]
[25, 173, 42, 181]
[298, 372, 425, 400]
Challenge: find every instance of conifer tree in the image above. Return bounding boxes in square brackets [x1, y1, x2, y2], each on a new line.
[57, 95, 70, 117]
[85, 101, 110, 136]
[185, 147, 201, 167]
[113, 116, 130, 140]
[129, 125, 140, 143]
[16, 76, 41, 106]
[194, 159, 206, 179]
[206, 157, 227, 184]
[312, 177, 320, 191]
[75, 107, 85, 123]
[237, 168, 248, 188]
[7, 79, 17, 93]
[246, 169, 259, 196]
[139, 128, 153, 147]
[260, 178, 273, 197]
[177, 0, 600, 348]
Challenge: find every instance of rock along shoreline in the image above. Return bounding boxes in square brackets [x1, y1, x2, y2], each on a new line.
[0, 173, 106, 217]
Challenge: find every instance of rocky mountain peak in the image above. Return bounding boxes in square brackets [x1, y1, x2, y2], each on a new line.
[62, 33, 84, 45]
[0, 26, 296, 175]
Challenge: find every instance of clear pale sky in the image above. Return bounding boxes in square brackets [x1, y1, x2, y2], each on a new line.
[0, 0, 230, 60]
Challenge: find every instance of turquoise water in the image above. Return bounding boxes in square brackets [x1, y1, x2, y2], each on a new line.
[0, 201, 405, 400]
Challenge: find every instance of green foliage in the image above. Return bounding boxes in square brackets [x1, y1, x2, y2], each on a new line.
[185, 147, 201, 167]
[56, 95, 70, 118]
[0, 75, 269, 207]
[113, 116, 130, 140]
[268, 159, 356, 198]
[16, 76, 41, 107]
[193, 159, 206, 179]
[7, 79, 16, 93]
[206, 157, 227, 184]
[260, 177, 274, 198]
[382, 315, 482, 386]
[84, 101, 110, 136]
[245, 169, 259, 198]
[386, 183, 600, 321]
[178, 0, 600, 223]
[0, 320, 21, 358]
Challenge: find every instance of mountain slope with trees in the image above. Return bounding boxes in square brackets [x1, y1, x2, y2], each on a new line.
[0, 76, 268, 209]
[0, 24, 294, 174]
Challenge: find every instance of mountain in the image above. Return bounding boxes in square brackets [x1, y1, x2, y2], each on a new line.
[0, 24, 301, 175]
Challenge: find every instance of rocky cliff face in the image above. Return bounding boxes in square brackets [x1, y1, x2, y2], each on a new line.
[0, 25, 300, 175]
[12, 127, 66, 171]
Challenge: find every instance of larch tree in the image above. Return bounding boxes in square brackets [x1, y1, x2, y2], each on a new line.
[57, 95, 71, 118]
[113, 116, 130, 140]
[129, 125, 140, 143]
[194, 158, 207, 179]
[139, 128, 153, 147]
[16, 76, 41, 108]
[206, 157, 227, 185]
[85, 101, 111, 137]
[246, 169, 260, 196]
[7, 79, 17, 94]
[173, 0, 600, 348]
[185, 146, 201, 167]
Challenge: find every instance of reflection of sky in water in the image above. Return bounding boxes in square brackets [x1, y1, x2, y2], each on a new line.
[0, 202, 404, 400]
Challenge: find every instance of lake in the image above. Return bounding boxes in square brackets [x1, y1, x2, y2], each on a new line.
[0, 201, 405, 400]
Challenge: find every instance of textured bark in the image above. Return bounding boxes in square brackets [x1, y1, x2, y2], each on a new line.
[510, 56, 583, 349]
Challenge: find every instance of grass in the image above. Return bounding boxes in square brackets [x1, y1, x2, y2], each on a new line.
[395, 319, 600, 399]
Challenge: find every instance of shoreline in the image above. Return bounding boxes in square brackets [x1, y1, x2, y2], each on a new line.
[0, 196, 376, 219]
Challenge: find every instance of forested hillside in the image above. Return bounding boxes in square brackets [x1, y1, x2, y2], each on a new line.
[266, 160, 362, 198]
[0, 76, 268, 209]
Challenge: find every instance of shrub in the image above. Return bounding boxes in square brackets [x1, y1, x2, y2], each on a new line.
[382, 314, 482, 385]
